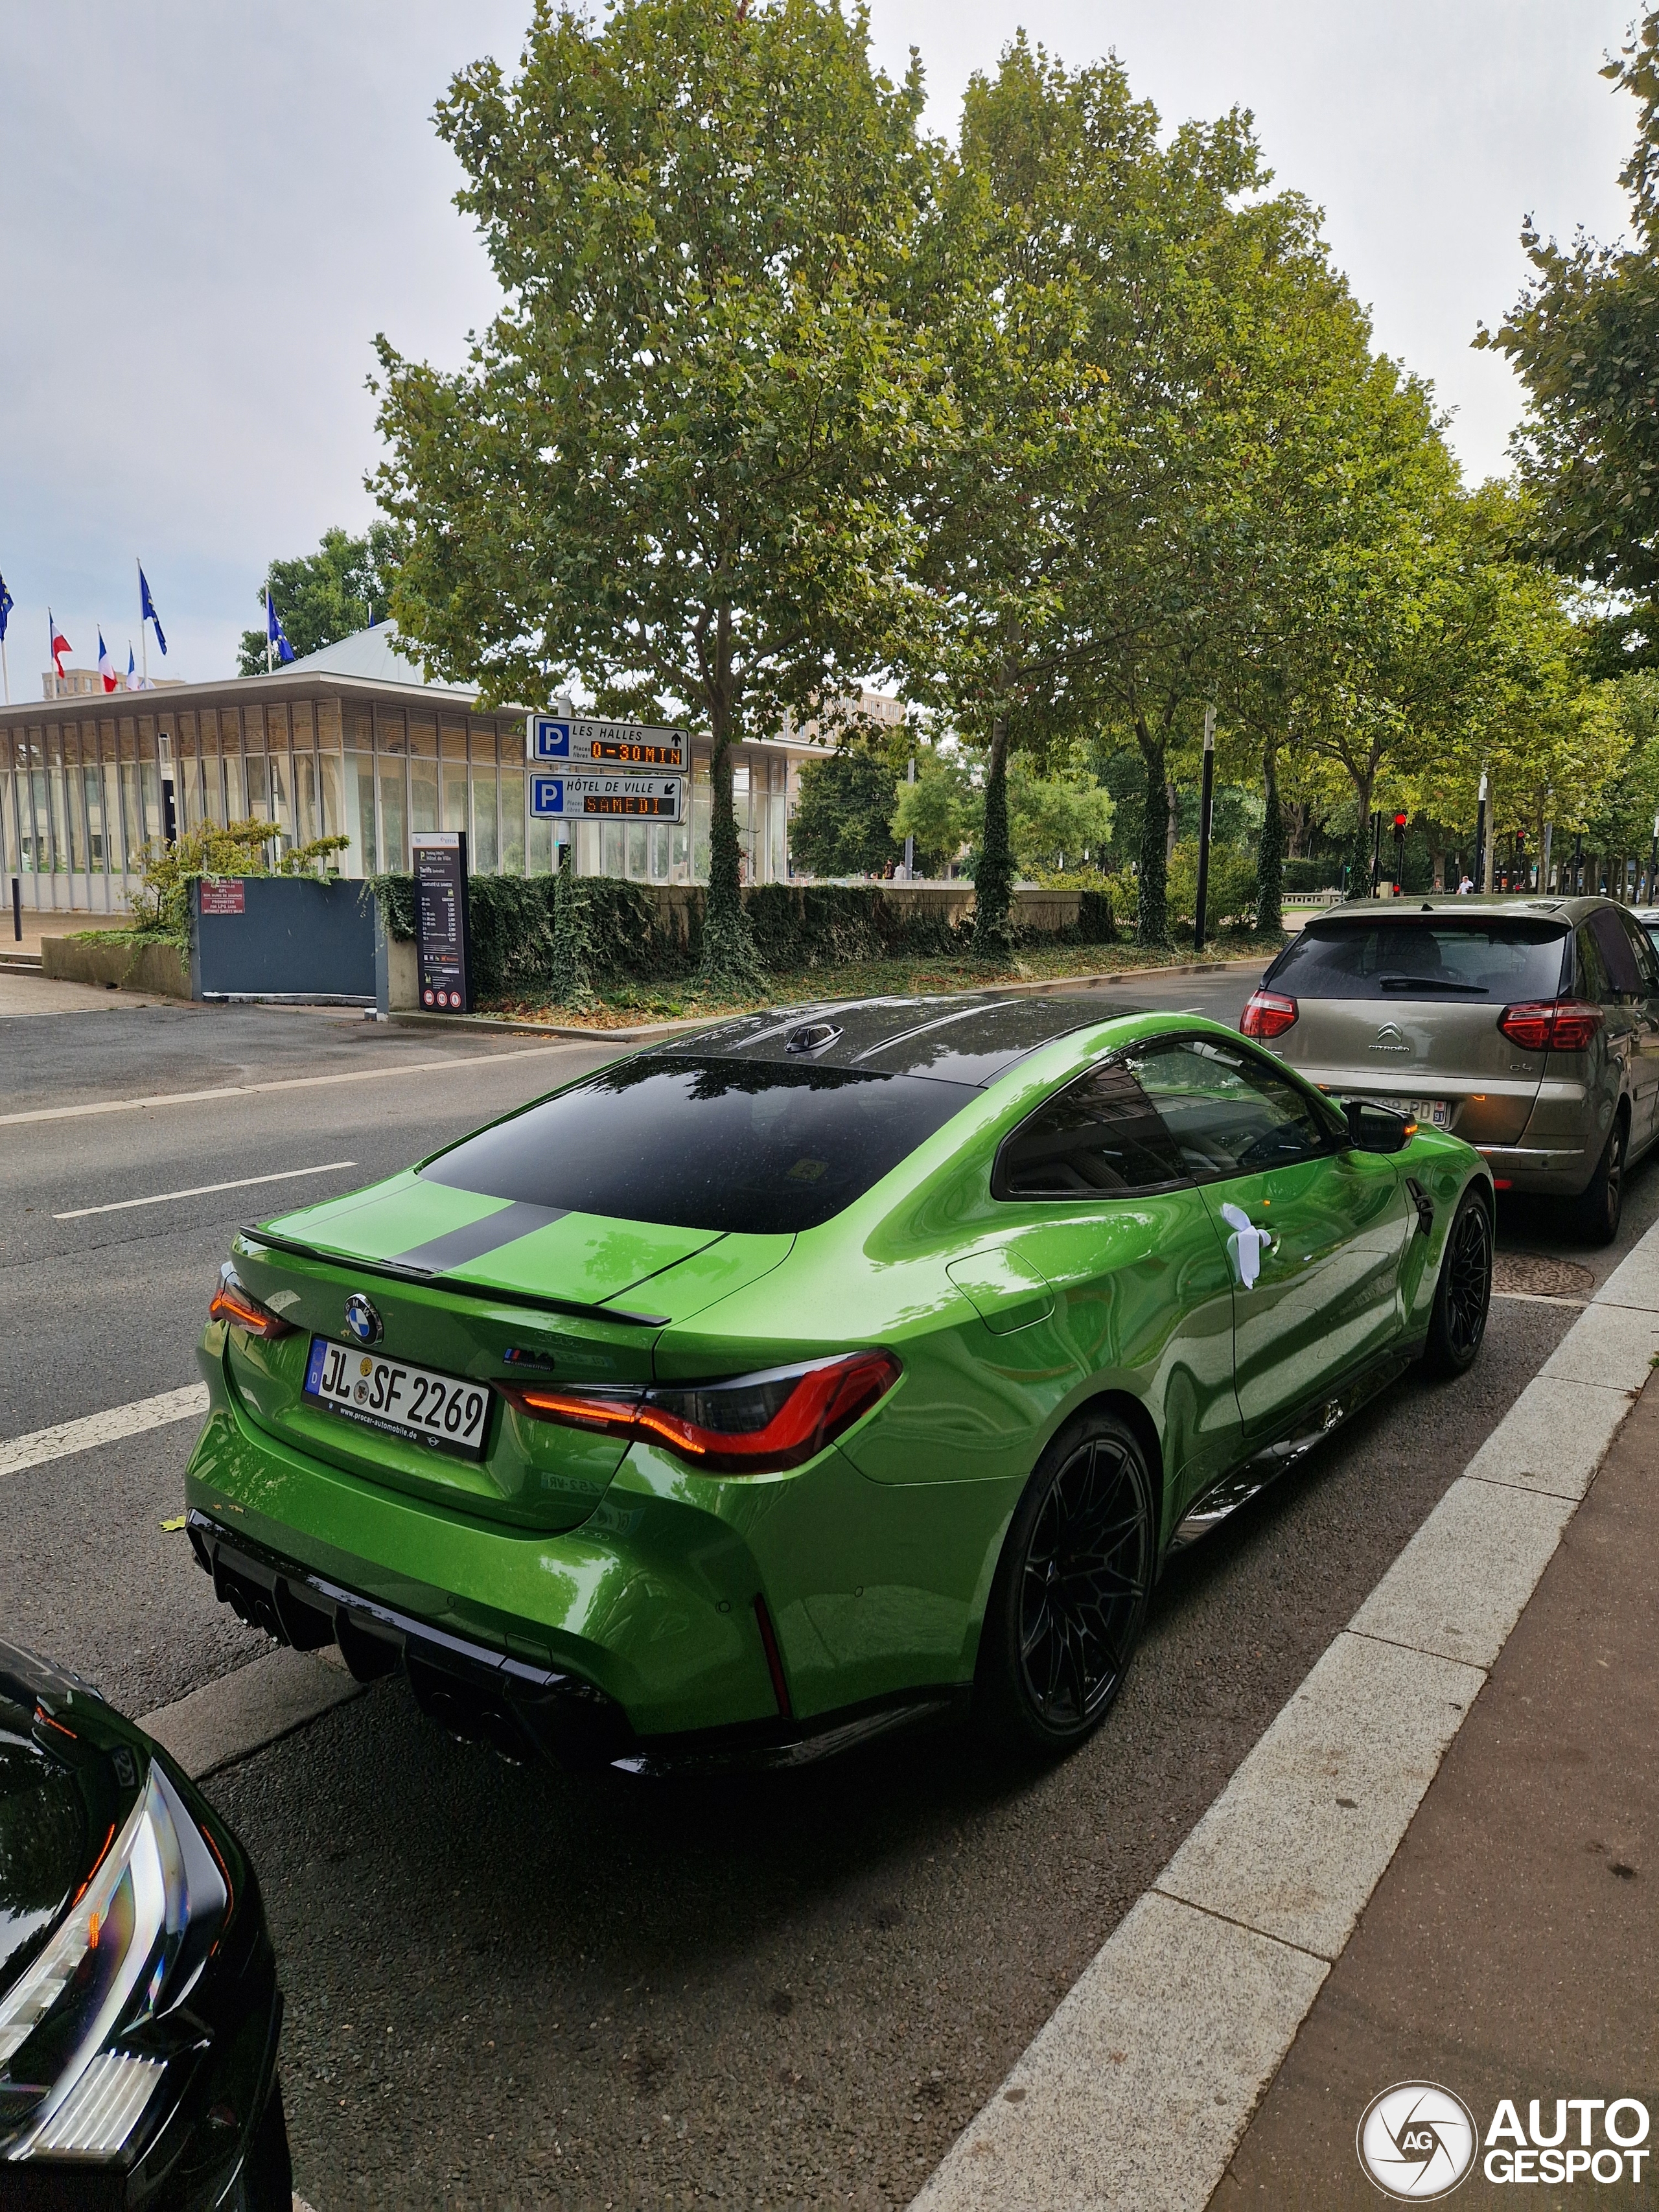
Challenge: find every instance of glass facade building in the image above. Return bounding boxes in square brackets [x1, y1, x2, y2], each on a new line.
[0, 631, 818, 914]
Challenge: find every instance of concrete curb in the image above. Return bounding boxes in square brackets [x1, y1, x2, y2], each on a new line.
[139, 1647, 362, 1781]
[911, 1209, 1659, 2212]
[388, 955, 1267, 1043]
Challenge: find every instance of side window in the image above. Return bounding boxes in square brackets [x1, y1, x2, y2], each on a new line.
[1123, 1035, 1338, 1180]
[1614, 908, 1659, 996]
[1576, 920, 1618, 1004]
[995, 1060, 1190, 1199]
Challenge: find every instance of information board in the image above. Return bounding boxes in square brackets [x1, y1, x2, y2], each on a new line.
[412, 831, 470, 1011]
[526, 716, 688, 771]
[530, 774, 686, 822]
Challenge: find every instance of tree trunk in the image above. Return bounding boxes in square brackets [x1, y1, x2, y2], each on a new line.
[1135, 722, 1169, 946]
[698, 611, 763, 986]
[1346, 776, 1375, 902]
[1255, 738, 1284, 938]
[974, 711, 1015, 958]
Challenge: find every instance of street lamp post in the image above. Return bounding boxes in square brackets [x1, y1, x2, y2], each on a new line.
[1193, 704, 1216, 952]
[1474, 773, 1488, 893]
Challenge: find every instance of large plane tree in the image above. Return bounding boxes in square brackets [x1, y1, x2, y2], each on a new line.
[373, 0, 936, 979]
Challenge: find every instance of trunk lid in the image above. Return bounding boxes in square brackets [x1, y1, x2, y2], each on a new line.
[1276, 994, 1544, 1143]
[1262, 911, 1570, 1146]
[219, 1174, 790, 1530]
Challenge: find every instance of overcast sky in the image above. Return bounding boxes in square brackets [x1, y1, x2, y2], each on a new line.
[0, 1, 1639, 693]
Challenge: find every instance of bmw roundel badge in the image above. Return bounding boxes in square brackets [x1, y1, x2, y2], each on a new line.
[343, 1292, 383, 1347]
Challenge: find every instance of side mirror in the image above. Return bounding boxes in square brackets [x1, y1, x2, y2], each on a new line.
[1345, 1099, 1411, 1154]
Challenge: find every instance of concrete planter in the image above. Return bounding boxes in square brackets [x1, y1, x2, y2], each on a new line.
[40, 936, 192, 997]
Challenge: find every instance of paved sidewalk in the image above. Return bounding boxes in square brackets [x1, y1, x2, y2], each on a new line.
[1213, 1371, 1658, 2208]
[912, 1222, 1659, 2212]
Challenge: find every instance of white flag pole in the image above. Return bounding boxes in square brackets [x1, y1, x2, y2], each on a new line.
[137, 558, 148, 686]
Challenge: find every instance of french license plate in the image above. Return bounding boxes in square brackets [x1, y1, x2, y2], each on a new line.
[1375, 1096, 1452, 1129]
[303, 1337, 491, 1460]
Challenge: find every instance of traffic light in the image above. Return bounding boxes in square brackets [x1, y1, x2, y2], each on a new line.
[1392, 811, 1407, 893]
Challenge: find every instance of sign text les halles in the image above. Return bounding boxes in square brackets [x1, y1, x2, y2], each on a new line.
[526, 716, 688, 771]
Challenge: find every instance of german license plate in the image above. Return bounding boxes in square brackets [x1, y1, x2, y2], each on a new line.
[303, 1337, 491, 1459]
[1375, 1096, 1451, 1129]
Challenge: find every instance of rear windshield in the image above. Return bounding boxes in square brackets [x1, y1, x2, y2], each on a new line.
[1268, 918, 1569, 1002]
[421, 1057, 977, 1235]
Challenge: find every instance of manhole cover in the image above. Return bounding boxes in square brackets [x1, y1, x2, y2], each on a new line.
[1492, 1252, 1595, 1298]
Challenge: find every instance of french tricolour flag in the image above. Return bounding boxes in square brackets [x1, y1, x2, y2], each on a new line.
[98, 629, 118, 692]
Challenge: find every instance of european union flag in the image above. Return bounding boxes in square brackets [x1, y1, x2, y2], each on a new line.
[139, 565, 167, 655]
[266, 589, 296, 664]
[0, 574, 12, 644]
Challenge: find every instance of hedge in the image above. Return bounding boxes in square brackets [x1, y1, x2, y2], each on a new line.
[370, 873, 1115, 999]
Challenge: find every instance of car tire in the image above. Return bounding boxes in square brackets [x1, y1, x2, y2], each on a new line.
[975, 1408, 1155, 1758]
[1572, 1112, 1627, 1248]
[1421, 1187, 1493, 1377]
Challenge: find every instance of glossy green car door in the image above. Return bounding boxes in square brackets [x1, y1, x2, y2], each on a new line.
[1124, 1034, 1411, 1439]
[979, 1058, 1242, 1522]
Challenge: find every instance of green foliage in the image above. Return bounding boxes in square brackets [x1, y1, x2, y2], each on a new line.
[794, 741, 905, 877]
[545, 869, 598, 1011]
[890, 752, 973, 875]
[129, 817, 347, 942]
[1165, 842, 1259, 933]
[369, 869, 1118, 999]
[237, 524, 404, 674]
[373, 0, 940, 984]
[1281, 856, 1341, 894]
[974, 751, 1016, 953]
[1255, 766, 1285, 937]
[1137, 778, 1170, 948]
[1478, 13, 1659, 664]
[1006, 752, 1115, 872]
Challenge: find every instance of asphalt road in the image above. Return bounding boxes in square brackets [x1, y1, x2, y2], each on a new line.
[2, 973, 1653, 2210]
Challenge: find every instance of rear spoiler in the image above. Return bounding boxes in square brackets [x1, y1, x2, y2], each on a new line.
[237, 1224, 671, 1329]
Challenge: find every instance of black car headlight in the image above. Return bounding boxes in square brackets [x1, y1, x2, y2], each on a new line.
[1, 1760, 227, 2162]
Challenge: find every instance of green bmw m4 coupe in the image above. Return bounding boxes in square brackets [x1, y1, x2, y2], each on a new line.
[184, 995, 1493, 1770]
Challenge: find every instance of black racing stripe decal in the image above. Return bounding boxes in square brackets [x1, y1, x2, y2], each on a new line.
[391, 1200, 568, 1275]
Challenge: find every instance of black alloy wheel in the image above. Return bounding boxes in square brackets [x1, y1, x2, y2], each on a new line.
[1572, 1112, 1627, 1247]
[1422, 1189, 1493, 1377]
[979, 1411, 1154, 1754]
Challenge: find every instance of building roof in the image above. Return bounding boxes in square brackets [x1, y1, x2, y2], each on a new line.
[279, 620, 443, 687]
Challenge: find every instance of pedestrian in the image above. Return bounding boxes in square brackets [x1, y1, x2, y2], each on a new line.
[1457, 873, 1474, 896]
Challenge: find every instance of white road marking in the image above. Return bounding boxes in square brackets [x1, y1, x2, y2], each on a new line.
[912, 1211, 1659, 2212]
[0, 1042, 592, 1130]
[0, 1385, 211, 1480]
[55, 1159, 358, 1220]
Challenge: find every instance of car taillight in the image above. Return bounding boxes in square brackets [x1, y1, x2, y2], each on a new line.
[207, 1262, 296, 1340]
[1240, 990, 1297, 1040]
[1498, 999, 1604, 1053]
[506, 1349, 901, 1475]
